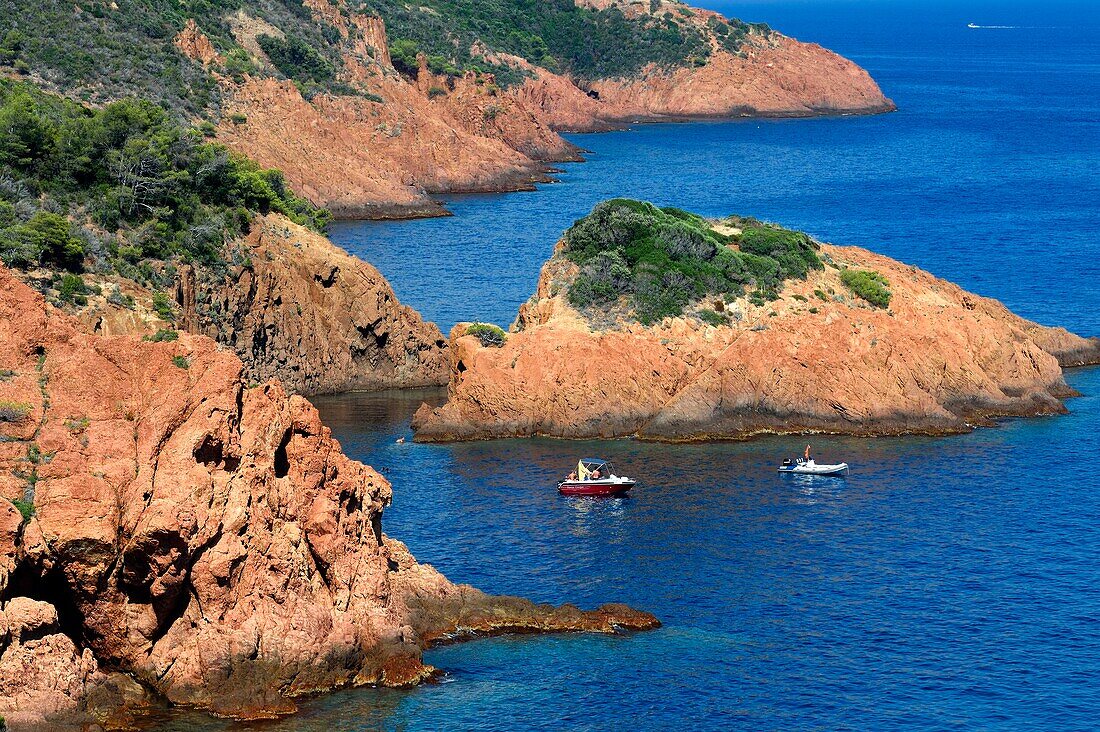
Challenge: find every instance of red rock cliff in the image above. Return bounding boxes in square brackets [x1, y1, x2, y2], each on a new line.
[412, 239, 1100, 442]
[0, 267, 657, 728]
[175, 4, 892, 219]
[44, 214, 448, 396]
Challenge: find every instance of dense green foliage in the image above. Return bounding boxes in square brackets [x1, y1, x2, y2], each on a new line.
[258, 33, 336, 84]
[563, 199, 822, 324]
[0, 80, 327, 283]
[0, 0, 769, 112]
[466, 322, 507, 347]
[10, 498, 35, 522]
[0, 0, 228, 116]
[840, 269, 892, 308]
[362, 0, 767, 84]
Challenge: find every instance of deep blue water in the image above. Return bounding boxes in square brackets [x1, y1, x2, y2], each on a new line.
[160, 2, 1100, 730]
[329, 1, 1100, 337]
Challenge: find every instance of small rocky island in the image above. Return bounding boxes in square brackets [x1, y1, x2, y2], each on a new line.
[413, 199, 1100, 442]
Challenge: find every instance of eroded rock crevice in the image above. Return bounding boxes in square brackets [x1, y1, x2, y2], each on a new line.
[0, 267, 657, 728]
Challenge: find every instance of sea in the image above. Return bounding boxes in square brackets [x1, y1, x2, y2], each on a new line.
[157, 1, 1100, 730]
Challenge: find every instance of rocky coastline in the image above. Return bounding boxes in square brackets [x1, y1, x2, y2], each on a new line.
[182, 3, 895, 220]
[0, 267, 657, 729]
[412, 204, 1100, 443]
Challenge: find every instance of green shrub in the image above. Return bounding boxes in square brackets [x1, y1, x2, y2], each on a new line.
[465, 322, 507, 347]
[427, 86, 447, 99]
[222, 48, 258, 80]
[229, 113, 247, 125]
[390, 39, 422, 75]
[840, 269, 892, 308]
[57, 273, 89, 305]
[171, 355, 189, 369]
[107, 286, 136, 309]
[10, 498, 35, 522]
[563, 199, 820, 324]
[0, 211, 84, 271]
[814, 288, 828, 301]
[698, 308, 728, 326]
[0, 400, 31, 423]
[143, 328, 179, 342]
[152, 292, 175, 321]
[257, 35, 335, 84]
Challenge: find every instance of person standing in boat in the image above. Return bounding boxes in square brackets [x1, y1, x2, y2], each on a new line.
[805, 445, 812, 462]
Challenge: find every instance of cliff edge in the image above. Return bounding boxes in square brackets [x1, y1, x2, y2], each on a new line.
[412, 200, 1100, 442]
[0, 267, 657, 728]
[184, 1, 893, 217]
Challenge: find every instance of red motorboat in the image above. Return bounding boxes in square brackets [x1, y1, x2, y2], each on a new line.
[557, 458, 635, 496]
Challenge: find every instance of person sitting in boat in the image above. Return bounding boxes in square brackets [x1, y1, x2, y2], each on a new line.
[591, 469, 601, 480]
[568, 471, 577, 481]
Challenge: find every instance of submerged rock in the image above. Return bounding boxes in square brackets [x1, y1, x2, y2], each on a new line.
[413, 203, 1100, 442]
[0, 267, 657, 728]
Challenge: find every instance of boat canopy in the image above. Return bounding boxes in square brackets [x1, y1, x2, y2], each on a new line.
[577, 458, 611, 479]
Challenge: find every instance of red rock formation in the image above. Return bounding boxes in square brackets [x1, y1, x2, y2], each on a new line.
[0, 267, 657, 727]
[217, 76, 567, 219]
[173, 19, 220, 67]
[181, 215, 449, 394]
[38, 214, 448, 395]
[413, 241, 1100, 442]
[173, 4, 892, 218]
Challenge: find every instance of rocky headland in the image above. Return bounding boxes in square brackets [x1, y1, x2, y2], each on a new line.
[412, 200, 1100, 442]
[175, 0, 894, 218]
[0, 267, 658, 729]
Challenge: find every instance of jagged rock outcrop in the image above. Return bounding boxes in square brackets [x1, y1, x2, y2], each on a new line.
[173, 18, 220, 67]
[59, 214, 448, 395]
[0, 267, 658, 728]
[182, 215, 449, 394]
[413, 237, 1100, 442]
[173, 2, 892, 218]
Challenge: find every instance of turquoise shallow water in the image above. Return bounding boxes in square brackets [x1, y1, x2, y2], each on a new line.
[154, 1, 1100, 729]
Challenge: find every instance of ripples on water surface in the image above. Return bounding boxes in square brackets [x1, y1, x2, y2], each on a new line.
[160, 2, 1100, 730]
[158, 370, 1100, 731]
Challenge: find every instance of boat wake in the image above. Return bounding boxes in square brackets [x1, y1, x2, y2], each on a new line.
[967, 23, 1021, 29]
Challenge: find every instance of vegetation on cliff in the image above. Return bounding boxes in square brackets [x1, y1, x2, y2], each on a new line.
[840, 268, 892, 308]
[0, 0, 771, 119]
[368, 0, 768, 84]
[0, 80, 326, 297]
[563, 199, 822, 324]
[0, 0, 356, 116]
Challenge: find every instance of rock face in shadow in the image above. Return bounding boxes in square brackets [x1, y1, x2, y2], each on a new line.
[57, 214, 449, 396]
[413, 241, 1100, 443]
[0, 267, 657, 728]
[181, 215, 449, 395]
[176, 4, 892, 219]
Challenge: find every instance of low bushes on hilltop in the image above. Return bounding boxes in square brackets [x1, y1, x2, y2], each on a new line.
[466, 323, 507, 347]
[840, 268, 892, 308]
[371, 0, 769, 86]
[563, 199, 822, 324]
[0, 80, 328, 287]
